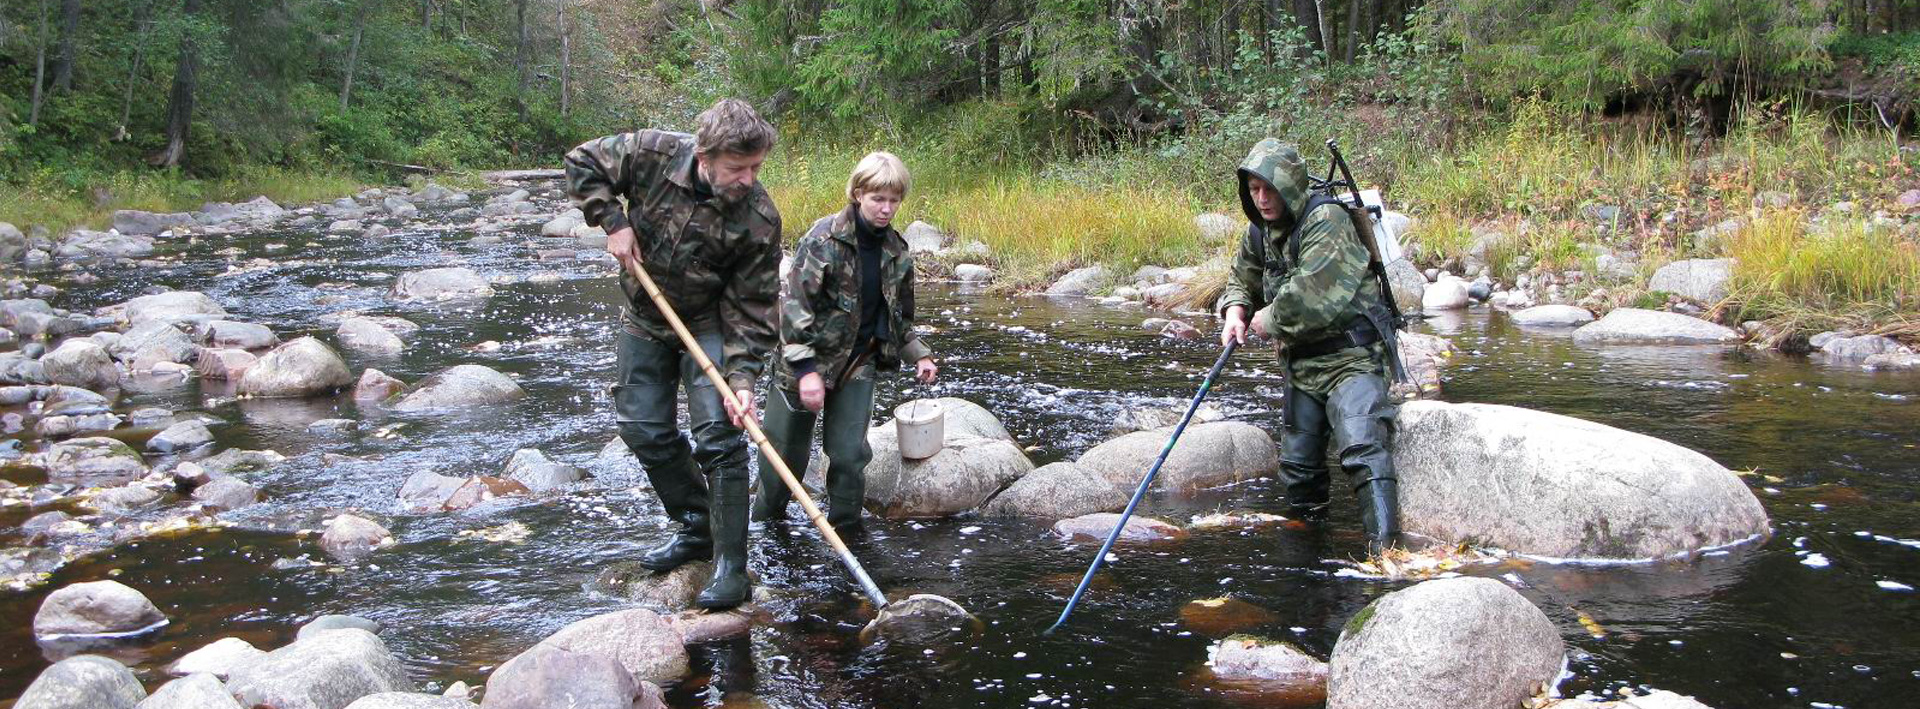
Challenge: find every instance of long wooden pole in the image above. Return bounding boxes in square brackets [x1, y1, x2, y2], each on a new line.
[621, 256, 890, 609]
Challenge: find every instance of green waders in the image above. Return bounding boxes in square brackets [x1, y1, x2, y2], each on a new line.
[750, 365, 876, 533]
[613, 329, 752, 608]
[1278, 372, 1403, 553]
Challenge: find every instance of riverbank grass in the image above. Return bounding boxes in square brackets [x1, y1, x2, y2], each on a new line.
[1724, 210, 1920, 338]
[0, 167, 365, 235]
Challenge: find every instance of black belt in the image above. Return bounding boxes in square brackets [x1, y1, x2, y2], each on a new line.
[1289, 316, 1381, 360]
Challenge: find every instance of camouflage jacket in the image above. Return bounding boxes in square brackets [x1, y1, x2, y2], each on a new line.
[1218, 139, 1386, 395]
[774, 205, 933, 391]
[563, 129, 782, 392]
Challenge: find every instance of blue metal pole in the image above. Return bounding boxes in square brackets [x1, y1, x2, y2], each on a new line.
[1045, 341, 1238, 634]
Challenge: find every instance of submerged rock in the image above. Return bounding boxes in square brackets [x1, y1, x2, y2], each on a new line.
[1182, 597, 1280, 638]
[979, 461, 1127, 520]
[336, 318, 407, 355]
[1076, 422, 1278, 493]
[1328, 577, 1563, 709]
[502, 449, 584, 492]
[13, 655, 146, 709]
[147, 420, 214, 453]
[39, 437, 148, 486]
[192, 477, 261, 511]
[136, 673, 243, 709]
[1394, 401, 1768, 560]
[111, 291, 228, 326]
[355, 368, 408, 401]
[1509, 304, 1594, 327]
[227, 628, 415, 709]
[1206, 635, 1328, 704]
[34, 580, 168, 639]
[1052, 513, 1186, 544]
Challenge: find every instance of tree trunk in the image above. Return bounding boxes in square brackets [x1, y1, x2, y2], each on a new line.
[514, 0, 529, 154]
[421, 0, 433, 31]
[116, 4, 150, 140]
[53, 0, 78, 92]
[1291, 0, 1323, 54]
[29, 0, 49, 126]
[157, 0, 201, 168]
[1346, 0, 1362, 61]
[558, 0, 571, 116]
[341, 0, 372, 111]
[983, 22, 1000, 96]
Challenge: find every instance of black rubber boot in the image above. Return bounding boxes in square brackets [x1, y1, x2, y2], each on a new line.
[1359, 478, 1404, 555]
[827, 495, 865, 536]
[696, 475, 751, 609]
[638, 459, 712, 572]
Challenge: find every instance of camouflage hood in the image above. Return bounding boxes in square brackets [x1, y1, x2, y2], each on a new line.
[1237, 139, 1310, 228]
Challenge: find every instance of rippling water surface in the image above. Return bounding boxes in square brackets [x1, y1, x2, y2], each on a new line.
[2, 195, 1917, 708]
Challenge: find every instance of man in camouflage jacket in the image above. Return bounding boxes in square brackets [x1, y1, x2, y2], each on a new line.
[752, 152, 936, 532]
[1218, 138, 1403, 553]
[563, 99, 781, 608]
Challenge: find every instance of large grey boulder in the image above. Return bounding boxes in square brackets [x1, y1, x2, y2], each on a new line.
[41, 339, 119, 391]
[135, 673, 243, 709]
[1394, 401, 1768, 559]
[166, 637, 266, 678]
[39, 437, 149, 486]
[0, 221, 26, 261]
[391, 268, 494, 301]
[1046, 265, 1109, 296]
[58, 230, 153, 260]
[1385, 258, 1426, 313]
[298, 615, 383, 641]
[227, 628, 414, 709]
[111, 210, 194, 237]
[13, 655, 146, 709]
[1076, 421, 1277, 493]
[1648, 258, 1733, 303]
[112, 291, 227, 326]
[864, 434, 1032, 518]
[198, 320, 279, 350]
[482, 644, 643, 709]
[1509, 304, 1594, 327]
[979, 462, 1127, 520]
[1571, 308, 1739, 346]
[391, 365, 525, 411]
[509, 609, 688, 685]
[34, 581, 166, 639]
[345, 693, 478, 709]
[111, 320, 198, 370]
[902, 221, 945, 253]
[147, 420, 214, 453]
[336, 318, 406, 355]
[238, 337, 355, 397]
[1422, 277, 1470, 311]
[1328, 577, 1563, 709]
[1820, 334, 1910, 362]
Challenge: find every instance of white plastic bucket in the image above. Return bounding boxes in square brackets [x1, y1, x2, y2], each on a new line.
[894, 400, 945, 460]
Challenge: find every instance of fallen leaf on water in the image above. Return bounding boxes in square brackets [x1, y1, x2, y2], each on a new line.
[1573, 607, 1607, 639]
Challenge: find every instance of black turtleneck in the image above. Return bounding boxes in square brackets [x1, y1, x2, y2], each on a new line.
[690, 160, 715, 201]
[854, 209, 888, 348]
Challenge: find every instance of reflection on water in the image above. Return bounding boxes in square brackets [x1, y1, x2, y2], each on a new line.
[2, 205, 1918, 708]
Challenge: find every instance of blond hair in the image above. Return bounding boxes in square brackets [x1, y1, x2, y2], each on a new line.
[693, 99, 776, 158]
[845, 151, 911, 201]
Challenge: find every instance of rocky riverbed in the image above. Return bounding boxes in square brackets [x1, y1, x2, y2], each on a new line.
[1, 177, 1916, 708]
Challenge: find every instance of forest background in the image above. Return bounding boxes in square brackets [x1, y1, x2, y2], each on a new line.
[2, 0, 1917, 338]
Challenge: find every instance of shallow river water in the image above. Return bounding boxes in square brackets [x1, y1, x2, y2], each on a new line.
[2, 193, 1918, 708]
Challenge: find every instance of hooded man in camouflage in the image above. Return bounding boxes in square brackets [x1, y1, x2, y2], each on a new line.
[563, 98, 783, 608]
[1218, 138, 1403, 553]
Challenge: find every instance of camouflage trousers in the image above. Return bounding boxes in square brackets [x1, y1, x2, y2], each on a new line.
[751, 365, 875, 530]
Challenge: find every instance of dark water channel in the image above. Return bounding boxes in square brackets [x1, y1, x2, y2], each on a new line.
[3, 195, 1918, 708]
